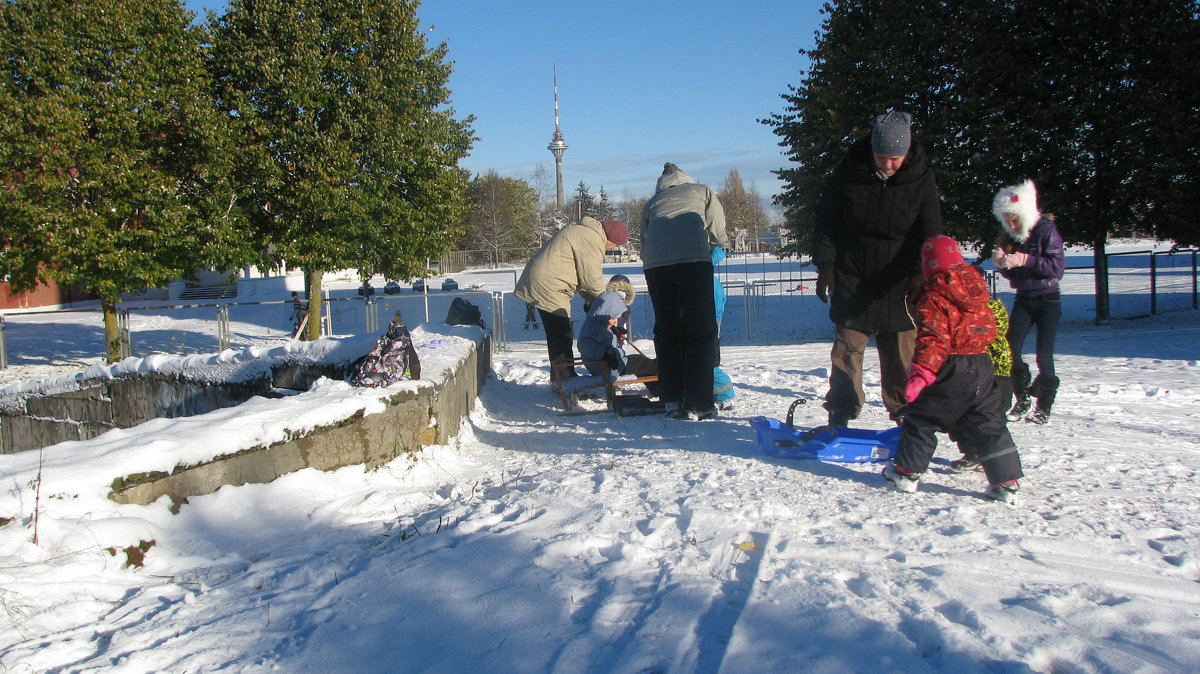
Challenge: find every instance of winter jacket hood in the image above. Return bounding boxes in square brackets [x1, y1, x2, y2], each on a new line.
[586, 290, 628, 322]
[913, 263, 996, 373]
[605, 278, 636, 306]
[992, 180, 1040, 243]
[656, 167, 695, 193]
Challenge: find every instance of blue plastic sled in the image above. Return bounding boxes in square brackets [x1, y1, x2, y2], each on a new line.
[749, 416, 900, 462]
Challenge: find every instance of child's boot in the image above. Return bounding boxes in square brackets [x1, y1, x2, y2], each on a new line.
[882, 464, 921, 493]
[985, 480, 1020, 504]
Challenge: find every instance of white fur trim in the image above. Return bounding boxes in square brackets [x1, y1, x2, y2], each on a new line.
[992, 180, 1039, 242]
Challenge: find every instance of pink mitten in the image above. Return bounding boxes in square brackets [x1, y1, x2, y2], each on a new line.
[991, 249, 1007, 269]
[1004, 252, 1030, 268]
[904, 363, 937, 403]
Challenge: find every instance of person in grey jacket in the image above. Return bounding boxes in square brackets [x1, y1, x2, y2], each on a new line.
[516, 216, 628, 388]
[641, 162, 729, 419]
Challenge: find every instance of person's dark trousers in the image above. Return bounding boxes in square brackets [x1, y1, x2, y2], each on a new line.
[645, 261, 718, 413]
[895, 354, 1023, 485]
[825, 326, 915, 422]
[623, 353, 660, 397]
[1007, 291, 1061, 380]
[538, 308, 576, 384]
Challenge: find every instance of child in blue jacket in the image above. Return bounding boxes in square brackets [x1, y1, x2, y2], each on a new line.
[577, 289, 659, 395]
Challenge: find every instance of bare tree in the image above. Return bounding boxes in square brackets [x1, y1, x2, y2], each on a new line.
[461, 171, 539, 265]
[719, 169, 770, 252]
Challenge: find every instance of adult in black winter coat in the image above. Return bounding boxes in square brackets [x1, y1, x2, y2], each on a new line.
[812, 111, 942, 427]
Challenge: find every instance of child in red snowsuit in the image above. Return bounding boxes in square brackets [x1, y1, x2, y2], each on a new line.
[882, 236, 1023, 503]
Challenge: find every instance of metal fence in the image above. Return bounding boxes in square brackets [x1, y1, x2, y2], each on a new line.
[1, 249, 1196, 369]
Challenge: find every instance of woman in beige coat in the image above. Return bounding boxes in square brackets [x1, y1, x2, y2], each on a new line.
[515, 216, 628, 388]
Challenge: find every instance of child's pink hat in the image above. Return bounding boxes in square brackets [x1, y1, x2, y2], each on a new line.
[921, 235, 964, 279]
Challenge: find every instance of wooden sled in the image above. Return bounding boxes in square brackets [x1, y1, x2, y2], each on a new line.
[554, 359, 661, 414]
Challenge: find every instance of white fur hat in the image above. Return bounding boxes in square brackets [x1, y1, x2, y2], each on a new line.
[991, 179, 1040, 242]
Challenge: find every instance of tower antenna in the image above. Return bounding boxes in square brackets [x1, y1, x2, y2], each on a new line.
[547, 64, 569, 211]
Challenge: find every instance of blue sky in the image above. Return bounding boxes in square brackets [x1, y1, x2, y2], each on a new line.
[183, 1, 822, 208]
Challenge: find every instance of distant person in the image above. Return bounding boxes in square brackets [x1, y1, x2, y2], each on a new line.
[515, 216, 628, 390]
[287, 291, 309, 340]
[577, 287, 659, 397]
[991, 179, 1065, 424]
[812, 111, 942, 428]
[882, 236, 1023, 504]
[641, 162, 729, 420]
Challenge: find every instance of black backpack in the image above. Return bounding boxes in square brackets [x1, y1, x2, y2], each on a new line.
[445, 297, 485, 328]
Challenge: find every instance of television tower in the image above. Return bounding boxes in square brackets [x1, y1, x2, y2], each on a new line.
[547, 65, 569, 210]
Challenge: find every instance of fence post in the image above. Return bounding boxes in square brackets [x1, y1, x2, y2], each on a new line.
[1150, 252, 1158, 315]
[0, 315, 7, 369]
[491, 291, 506, 350]
[1193, 250, 1198, 310]
[217, 305, 231, 351]
[119, 310, 132, 358]
[743, 282, 754, 342]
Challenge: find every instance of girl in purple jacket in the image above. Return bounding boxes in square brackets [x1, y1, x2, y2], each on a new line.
[991, 180, 1065, 424]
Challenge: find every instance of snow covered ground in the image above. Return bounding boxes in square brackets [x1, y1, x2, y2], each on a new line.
[1, 246, 1199, 672]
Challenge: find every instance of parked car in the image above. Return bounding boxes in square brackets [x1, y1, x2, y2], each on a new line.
[384, 281, 401, 295]
[441, 278, 459, 292]
[412, 279, 426, 293]
[357, 282, 375, 297]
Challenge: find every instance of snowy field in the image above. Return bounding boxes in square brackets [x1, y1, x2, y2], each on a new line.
[1, 244, 1199, 672]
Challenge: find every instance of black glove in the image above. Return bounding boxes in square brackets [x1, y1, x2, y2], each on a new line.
[605, 352, 621, 371]
[816, 268, 833, 304]
[610, 325, 627, 343]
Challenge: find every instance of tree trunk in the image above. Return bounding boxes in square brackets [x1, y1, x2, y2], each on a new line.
[306, 267, 323, 341]
[1093, 232, 1110, 325]
[103, 296, 123, 363]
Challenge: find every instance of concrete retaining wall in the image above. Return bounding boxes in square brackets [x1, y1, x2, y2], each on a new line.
[109, 338, 486, 506]
[1, 362, 350, 455]
[2, 335, 490, 507]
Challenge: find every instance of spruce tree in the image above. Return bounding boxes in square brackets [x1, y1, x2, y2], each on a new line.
[765, 0, 1200, 322]
[571, 181, 596, 221]
[207, 0, 475, 338]
[0, 0, 249, 362]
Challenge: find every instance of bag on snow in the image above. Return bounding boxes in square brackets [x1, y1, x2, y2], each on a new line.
[445, 297, 485, 328]
[350, 316, 420, 387]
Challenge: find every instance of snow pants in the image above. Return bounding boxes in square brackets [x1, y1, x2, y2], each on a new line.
[895, 354, 1023, 485]
[645, 261, 718, 414]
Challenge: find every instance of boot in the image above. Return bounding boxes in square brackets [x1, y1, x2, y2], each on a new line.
[1027, 375, 1059, 424]
[1007, 362, 1032, 421]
